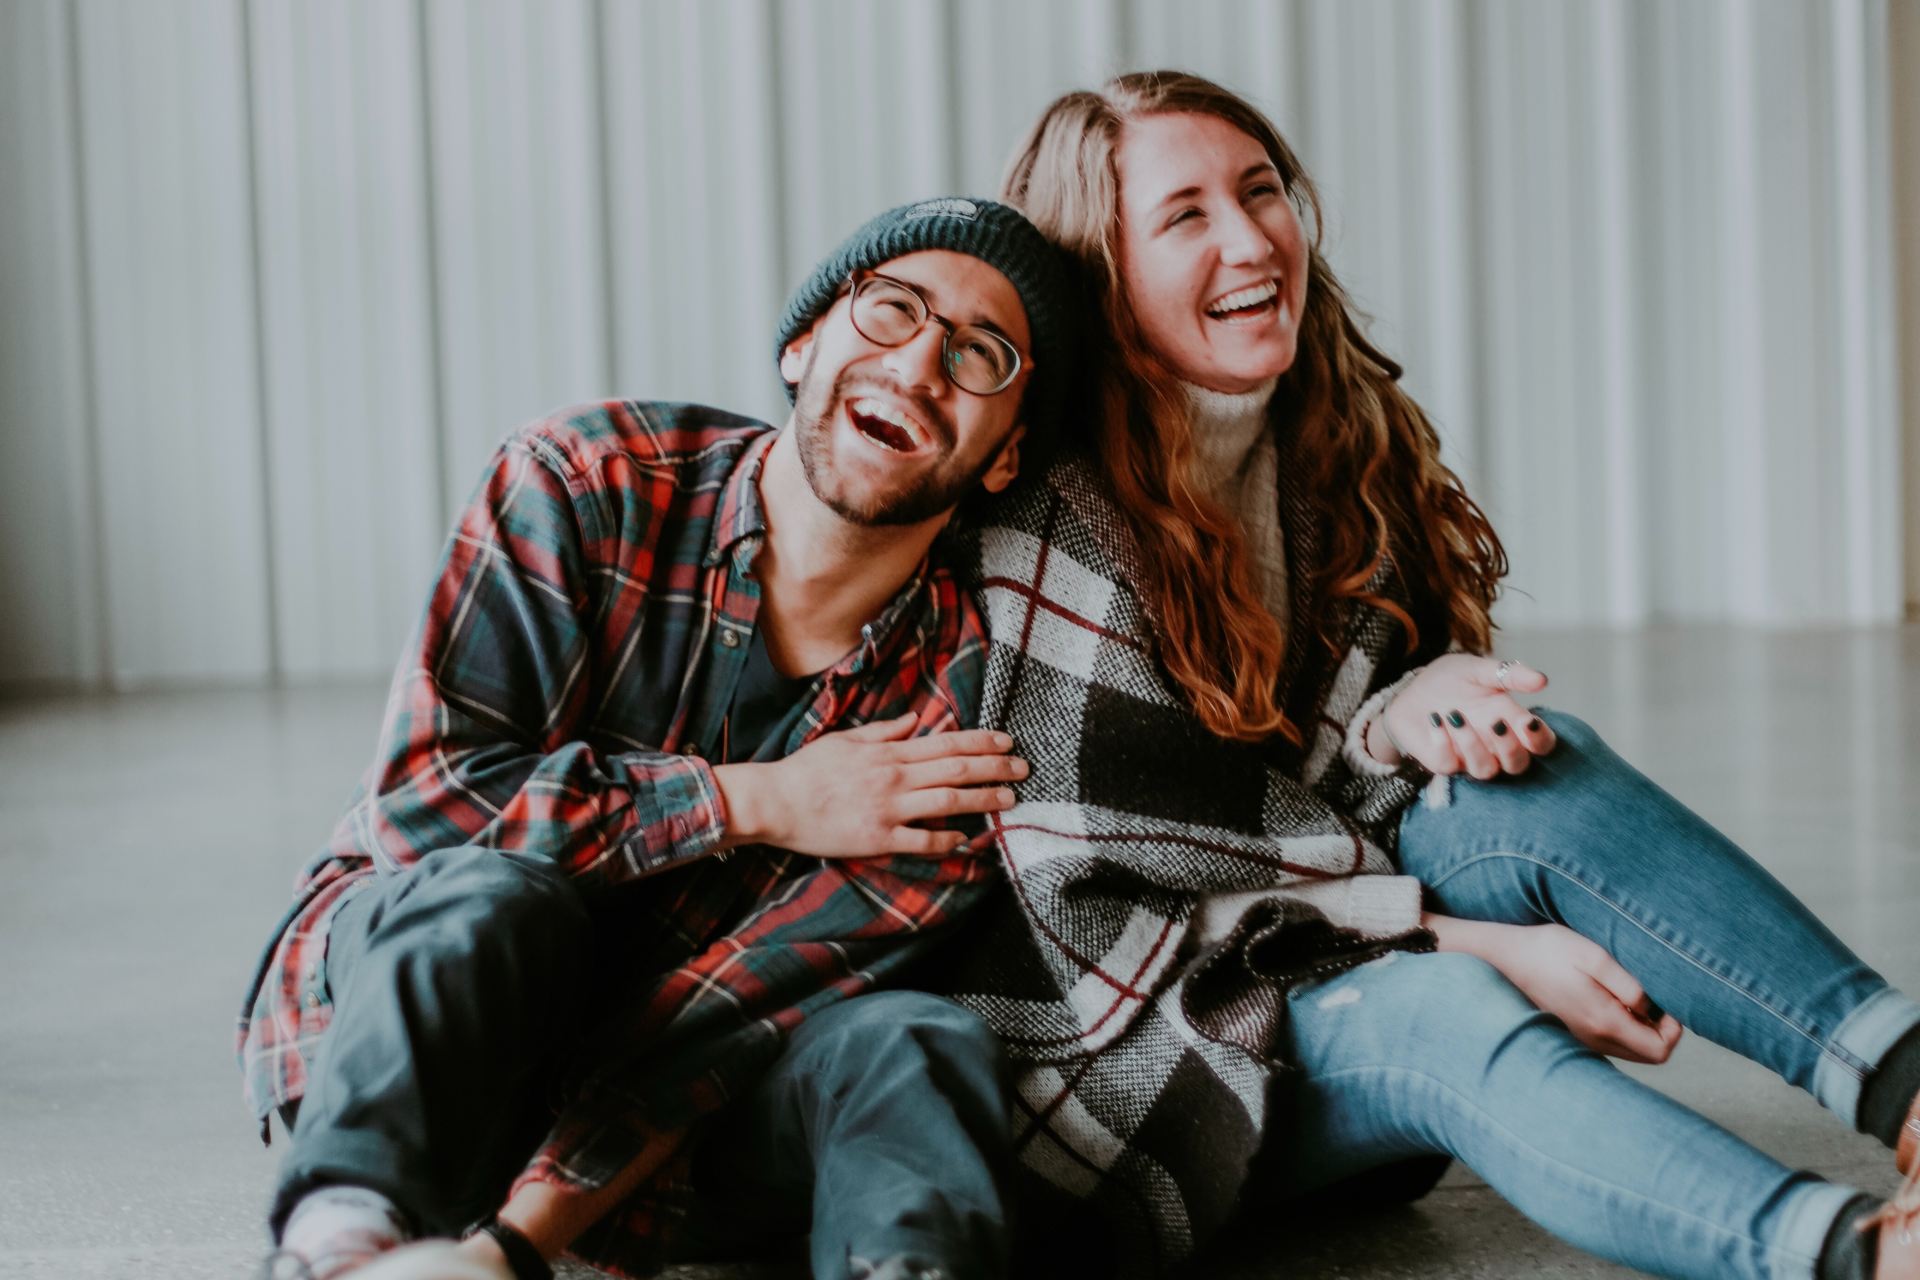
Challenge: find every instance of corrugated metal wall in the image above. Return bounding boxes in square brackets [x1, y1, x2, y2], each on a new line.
[0, 0, 1902, 689]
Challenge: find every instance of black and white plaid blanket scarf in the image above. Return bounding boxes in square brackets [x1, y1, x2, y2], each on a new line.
[946, 451, 1443, 1277]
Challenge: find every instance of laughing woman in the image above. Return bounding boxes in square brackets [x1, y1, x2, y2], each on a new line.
[950, 70, 1920, 1280]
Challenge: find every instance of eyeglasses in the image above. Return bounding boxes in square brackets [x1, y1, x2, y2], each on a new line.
[845, 271, 1026, 396]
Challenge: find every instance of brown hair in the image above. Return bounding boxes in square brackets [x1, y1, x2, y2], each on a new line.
[1002, 70, 1506, 743]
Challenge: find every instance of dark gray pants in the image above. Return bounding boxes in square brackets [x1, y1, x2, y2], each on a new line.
[272, 847, 1013, 1279]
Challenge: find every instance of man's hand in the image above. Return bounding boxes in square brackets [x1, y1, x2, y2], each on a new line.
[1427, 912, 1683, 1064]
[713, 714, 1027, 857]
[1376, 654, 1557, 779]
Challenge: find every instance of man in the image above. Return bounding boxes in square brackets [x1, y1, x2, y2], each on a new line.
[241, 197, 1079, 1280]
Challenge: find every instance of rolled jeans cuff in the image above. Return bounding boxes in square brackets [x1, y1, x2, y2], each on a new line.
[1814, 986, 1920, 1126]
[1773, 1178, 1873, 1280]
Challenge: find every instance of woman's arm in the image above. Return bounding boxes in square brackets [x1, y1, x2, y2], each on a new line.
[1423, 910, 1683, 1064]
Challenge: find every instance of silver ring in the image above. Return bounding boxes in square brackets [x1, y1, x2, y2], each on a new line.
[1495, 659, 1516, 691]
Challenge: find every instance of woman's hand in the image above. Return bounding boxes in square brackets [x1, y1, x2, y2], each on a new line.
[1377, 654, 1557, 779]
[713, 714, 1026, 858]
[1428, 913, 1683, 1064]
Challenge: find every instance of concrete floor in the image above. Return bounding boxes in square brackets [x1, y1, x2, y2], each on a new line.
[3, 625, 1917, 1279]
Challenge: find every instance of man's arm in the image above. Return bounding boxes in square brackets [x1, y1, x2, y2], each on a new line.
[349, 432, 731, 884]
[469, 1131, 679, 1265]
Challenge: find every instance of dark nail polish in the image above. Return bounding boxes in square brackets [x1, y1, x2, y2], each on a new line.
[1428, 712, 1443, 727]
[1446, 710, 1466, 728]
[1527, 718, 1543, 732]
[1492, 720, 1509, 736]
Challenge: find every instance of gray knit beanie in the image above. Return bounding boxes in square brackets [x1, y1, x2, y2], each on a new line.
[774, 196, 1080, 434]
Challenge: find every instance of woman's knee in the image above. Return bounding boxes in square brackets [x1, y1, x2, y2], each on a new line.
[1407, 708, 1655, 884]
[1480, 709, 1622, 800]
[1533, 707, 1600, 752]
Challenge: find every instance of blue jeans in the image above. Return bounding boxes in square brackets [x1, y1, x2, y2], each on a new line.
[1263, 710, 1920, 1279]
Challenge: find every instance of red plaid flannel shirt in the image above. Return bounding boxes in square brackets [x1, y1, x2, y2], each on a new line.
[236, 401, 991, 1275]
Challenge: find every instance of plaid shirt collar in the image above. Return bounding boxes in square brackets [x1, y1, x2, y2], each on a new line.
[705, 430, 774, 568]
[710, 427, 933, 679]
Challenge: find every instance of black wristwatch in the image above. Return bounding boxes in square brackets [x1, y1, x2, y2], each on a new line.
[471, 1217, 553, 1280]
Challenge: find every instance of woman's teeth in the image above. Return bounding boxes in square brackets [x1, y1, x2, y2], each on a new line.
[1205, 279, 1281, 319]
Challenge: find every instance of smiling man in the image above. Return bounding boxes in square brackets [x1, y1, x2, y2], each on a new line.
[241, 198, 1079, 1280]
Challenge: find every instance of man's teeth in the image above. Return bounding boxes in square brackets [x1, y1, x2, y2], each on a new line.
[1206, 280, 1279, 317]
[850, 398, 924, 448]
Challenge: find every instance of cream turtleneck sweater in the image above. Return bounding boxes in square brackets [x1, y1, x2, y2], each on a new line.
[1181, 377, 1287, 625]
[1178, 374, 1426, 786]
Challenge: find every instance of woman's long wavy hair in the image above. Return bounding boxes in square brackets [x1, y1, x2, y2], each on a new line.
[1002, 70, 1507, 744]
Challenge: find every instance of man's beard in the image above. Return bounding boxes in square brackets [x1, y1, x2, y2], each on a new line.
[792, 356, 1005, 528]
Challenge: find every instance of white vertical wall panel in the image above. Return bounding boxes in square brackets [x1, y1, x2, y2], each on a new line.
[1828, 0, 1901, 621]
[775, 0, 959, 368]
[72, 0, 273, 684]
[1123, 0, 1305, 130]
[1, 0, 1909, 690]
[1586, 0, 1650, 624]
[1743, 1, 1826, 622]
[1898, 0, 1920, 616]
[1400, 0, 1478, 489]
[1469, 0, 1531, 607]
[423, 0, 612, 509]
[1475, 1, 1618, 628]
[950, 0, 1122, 192]
[0, 0, 104, 685]
[248, 0, 445, 678]
[1717, 0, 1802, 624]
[1643, 0, 1734, 620]
[601, 0, 787, 418]
[1297, 0, 1413, 355]
[1289, 0, 1483, 493]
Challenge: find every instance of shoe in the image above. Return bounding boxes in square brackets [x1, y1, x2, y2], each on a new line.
[345, 1241, 514, 1280]
[258, 1239, 393, 1279]
[1899, 1091, 1920, 1177]
[258, 1246, 382, 1280]
[1866, 1160, 1920, 1278]
[260, 1251, 318, 1280]
[1877, 1212, 1920, 1278]
[259, 1240, 511, 1280]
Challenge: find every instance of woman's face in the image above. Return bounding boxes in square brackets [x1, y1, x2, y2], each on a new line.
[1114, 112, 1310, 394]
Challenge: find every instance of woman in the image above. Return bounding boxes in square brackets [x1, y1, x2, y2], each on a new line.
[949, 70, 1920, 1280]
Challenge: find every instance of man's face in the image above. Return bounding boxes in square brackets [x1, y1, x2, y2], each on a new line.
[780, 249, 1031, 527]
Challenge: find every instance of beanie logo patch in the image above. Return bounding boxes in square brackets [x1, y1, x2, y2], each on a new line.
[903, 197, 979, 222]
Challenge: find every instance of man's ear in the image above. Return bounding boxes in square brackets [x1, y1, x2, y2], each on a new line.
[778, 325, 818, 386]
[979, 422, 1027, 495]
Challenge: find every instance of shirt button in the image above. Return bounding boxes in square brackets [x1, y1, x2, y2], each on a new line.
[719, 629, 741, 649]
[685, 742, 704, 759]
[305, 992, 321, 1009]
